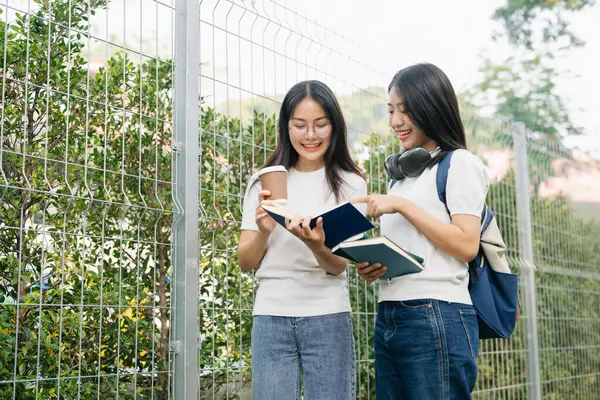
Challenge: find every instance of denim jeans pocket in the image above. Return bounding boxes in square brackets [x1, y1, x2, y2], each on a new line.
[459, 308, 479, 362]
[395, 299, 434, 310]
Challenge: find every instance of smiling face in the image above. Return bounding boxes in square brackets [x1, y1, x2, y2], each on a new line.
[288, 97, 332, 171]
[387, 88, 438, 152]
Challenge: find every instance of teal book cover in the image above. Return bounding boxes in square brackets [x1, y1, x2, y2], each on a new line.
[333, 235, 424, 280]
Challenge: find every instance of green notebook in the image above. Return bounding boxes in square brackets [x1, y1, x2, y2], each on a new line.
[332, 234, 424, 280]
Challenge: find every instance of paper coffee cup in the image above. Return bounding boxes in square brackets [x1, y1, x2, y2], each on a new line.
[258, 166, 288, 204]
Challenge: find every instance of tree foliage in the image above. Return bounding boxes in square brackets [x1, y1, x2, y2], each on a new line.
[493, 0, 595, 50]
[1, 1, 173, 397]
[469, 0, 595, 139]
[470, 55, 583, 138]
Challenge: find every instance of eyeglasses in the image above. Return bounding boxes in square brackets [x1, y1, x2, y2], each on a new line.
[288, 123, 332, 138]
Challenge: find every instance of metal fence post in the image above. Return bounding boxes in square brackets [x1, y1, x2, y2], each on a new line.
[513, 122, 542, 400]
[173, 0, 200, 398]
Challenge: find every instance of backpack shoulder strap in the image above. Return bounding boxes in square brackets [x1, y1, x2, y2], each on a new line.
[435, 151, 455, 216]
[437, 150, 488, 227]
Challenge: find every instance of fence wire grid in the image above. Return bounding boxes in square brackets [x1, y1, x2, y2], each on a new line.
[1, 0, 599, 399]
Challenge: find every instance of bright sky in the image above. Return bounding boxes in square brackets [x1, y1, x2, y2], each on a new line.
[4, 0, 599, 153]
[292, 0, 600, 153]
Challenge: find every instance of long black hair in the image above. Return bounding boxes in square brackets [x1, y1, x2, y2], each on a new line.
[388, 63, 466, 163]
[265, 80, 363, 202]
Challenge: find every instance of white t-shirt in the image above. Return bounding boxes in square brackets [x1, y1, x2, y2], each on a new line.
[379, 149, 490, 305]
[241, 167, 367, 317]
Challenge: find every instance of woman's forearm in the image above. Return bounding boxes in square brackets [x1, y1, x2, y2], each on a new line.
[237, 231, 270, 271]
[312, 246, 348, 276]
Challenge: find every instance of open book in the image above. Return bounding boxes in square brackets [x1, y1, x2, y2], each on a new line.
[262, 202, 424, 280]
[332, 234, 424, 280]
[261, 202, 374, 250]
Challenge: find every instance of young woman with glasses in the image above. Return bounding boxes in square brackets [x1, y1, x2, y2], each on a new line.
[237, 80, 367, 399]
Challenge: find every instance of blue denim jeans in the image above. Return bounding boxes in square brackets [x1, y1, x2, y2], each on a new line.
[251, 312, 356, 400]
[374, 299, 479, 400]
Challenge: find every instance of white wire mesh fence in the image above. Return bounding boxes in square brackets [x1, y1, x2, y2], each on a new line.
[0, 0, 175, 398]
[1, 0, 599, 399]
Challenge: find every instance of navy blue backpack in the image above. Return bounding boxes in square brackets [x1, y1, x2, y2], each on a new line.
[436, 151, 520, 339]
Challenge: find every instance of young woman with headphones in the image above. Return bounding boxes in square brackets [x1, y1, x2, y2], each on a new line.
[353, 63, 490, 399]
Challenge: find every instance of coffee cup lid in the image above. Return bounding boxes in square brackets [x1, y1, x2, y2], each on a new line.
[243, 165, 288, 203]
[255, 165, 287, 177]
